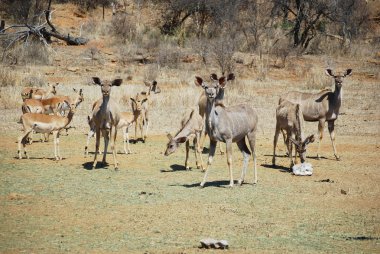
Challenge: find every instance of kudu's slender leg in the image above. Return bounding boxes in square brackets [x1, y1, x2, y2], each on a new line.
[92, 128, 101, 169]
[200, 140, 217, 188]
[185, 140, 190, 170]
[247, 131, 257, 185]
[237, 139, 250, 185]
[317, 120, 325, 160]
[328, 121, 340, 160]
[85, 128, 95, 157]
[225, 140, 234, 187]
[110, 127, 118, 170]
[101, 129, 109, 165]
[272, 125, 281, 165]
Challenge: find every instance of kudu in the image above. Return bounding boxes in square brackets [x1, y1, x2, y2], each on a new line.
[197, 74, 225, 155]
[195, 74, 258, 187]
[165, 108, 205, 171]
[272, 100, 315, 169]
[280, 68, 352, 160]
[91, 77, 123, 170]
[18, 102, 75, 160]
[85, 104, 138, 156]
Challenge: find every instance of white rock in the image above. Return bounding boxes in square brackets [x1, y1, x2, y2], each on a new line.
[292, 162, 313, 176]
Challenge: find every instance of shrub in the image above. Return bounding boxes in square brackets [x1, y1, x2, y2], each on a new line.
[0, 68, 17, 87]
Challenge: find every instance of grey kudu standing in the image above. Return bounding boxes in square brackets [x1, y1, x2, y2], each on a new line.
[195, 74, 259, 187]
[91, 77, 123, 169]
[280, 68, 352, 160]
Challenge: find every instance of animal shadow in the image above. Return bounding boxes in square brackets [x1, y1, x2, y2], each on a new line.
[175, 180, 244, 188]
[261, 163, 290, 173]
[160, 164, 187, 172]
[82, 161, 109, 170]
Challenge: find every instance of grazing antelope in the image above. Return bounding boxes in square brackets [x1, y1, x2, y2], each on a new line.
[272, 100, 315, 169]
[22, 88, 84, 115]
[130, 92, 148, 143]
[165, 108, 205, 171]
[280, 68, 352, 160]
[17, 102, 75, 160]
[90, 77, 123, 170]
[195, 74, 259, 188]
[85, 110, 138, 156]
[21, 83, 58, 101]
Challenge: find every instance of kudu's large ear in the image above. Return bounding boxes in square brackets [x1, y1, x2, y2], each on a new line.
[210, 73, 218, 81]
[227, 73, 235, 81]
[303, 134, 315, 145]
[344, 69, 353, 77]
[289, 137, 300, 147]
[325, 69, 334, 77]
[92, 77, 101, 85]
[195, 77, 204, 87]
[112, 79, 123, 86]
[218, 76, 227, 88]
[152, 80, 157, 86]
[177, 136, 187, 143]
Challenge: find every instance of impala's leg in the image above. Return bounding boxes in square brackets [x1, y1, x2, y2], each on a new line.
[92, 128, 100, 169]
[236, 139, 250, 185]
[18, 130, 32, 159]
[53, 131, 61, 160]
[247, 131, 257, 185]
[110, 127, 118, 170]
[317, 120, 325, 160]
[102, 129, 109, 165]
[272, 124, 280, 165]
[185, 140, 190, 170]
[85, 128, 95, 157]
[225, 140, 234, 187]
[200, 139, 217, 188]
[328, 121, 340, 160]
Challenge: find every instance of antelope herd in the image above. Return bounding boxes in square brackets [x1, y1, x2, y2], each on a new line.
[16, 68, 352, 187]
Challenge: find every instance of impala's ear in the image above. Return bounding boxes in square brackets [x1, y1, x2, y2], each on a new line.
[152, 80, 157, 86]
[195, 77, 204, 87]
[73, 88, 77, 92]
[142, 98, 148, 104]
[289, 137, 300, 147]
[130, 97, 135, 103]
[79, 88, 83, 95]
[325, 69, 334, 77]
[344, 69, 353, 77]
[167, 133, 173, 140]
[177, 136, 187, 143]
[112, 79, 123, 86]
[55, 82, 60, 86]
[227, 73, 235, 81]
[218, 76, 227, 88]
[210, 73, 218, 81]
[92, 77, 101, 85]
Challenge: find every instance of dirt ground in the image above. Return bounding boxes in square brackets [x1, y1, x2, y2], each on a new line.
[1, 2, 380, 253]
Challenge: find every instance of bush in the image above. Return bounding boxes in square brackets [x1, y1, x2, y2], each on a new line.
[157, 43, 181, 69]
[0, 68, 17, 87]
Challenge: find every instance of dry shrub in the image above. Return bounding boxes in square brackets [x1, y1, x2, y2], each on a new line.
[157, 43, 181, 69]
[144, 64, 159, 82]
[111, 13, 137, 42]
[0, 68, 17, 87]
[21, 74, 45, 87]
[3, 40, 51, 65]
[305, 66, 331, 91]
